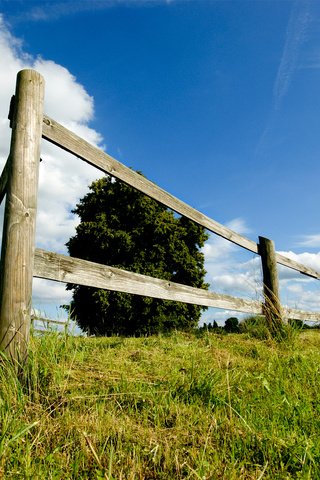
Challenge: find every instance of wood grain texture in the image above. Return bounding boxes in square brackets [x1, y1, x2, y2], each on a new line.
[41, 115, 320, 280]
[0, 70, 44, 361]
[42, 115, 259, 254]
[34, 249, 263, 314]
[282, 307, 320, 323]
[34, 249, 320, 322]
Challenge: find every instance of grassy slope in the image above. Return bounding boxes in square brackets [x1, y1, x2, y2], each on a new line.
[0, 330, 320, 479]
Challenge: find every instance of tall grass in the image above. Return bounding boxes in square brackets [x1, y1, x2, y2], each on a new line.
[0, 329, 320, 478]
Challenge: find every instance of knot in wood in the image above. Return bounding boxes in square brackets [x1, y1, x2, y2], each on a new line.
[43, 117, 52, 126]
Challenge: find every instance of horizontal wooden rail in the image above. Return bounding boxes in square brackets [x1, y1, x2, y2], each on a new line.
[31, 315, 67, 326]
[41, 116, 320, 280]
[33, 249, 320, 322]
[283, 307, 320, 323]
[34, 248, 262, 314]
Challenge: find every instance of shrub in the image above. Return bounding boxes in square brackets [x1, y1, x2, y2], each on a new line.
[239, 315, 270, 340]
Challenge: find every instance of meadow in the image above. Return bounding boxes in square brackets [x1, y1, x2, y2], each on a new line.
[0, 327, 320, 479]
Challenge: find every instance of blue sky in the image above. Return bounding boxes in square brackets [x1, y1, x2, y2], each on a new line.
[0, 0, 320, 326]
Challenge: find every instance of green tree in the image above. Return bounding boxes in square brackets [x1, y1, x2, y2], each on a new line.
[66, 174, 209, 336]
[224, 317, 239, 333]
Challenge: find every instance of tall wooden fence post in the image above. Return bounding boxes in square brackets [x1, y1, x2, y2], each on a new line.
[0, 69, 44, 363]
[258, 236, 285, 336]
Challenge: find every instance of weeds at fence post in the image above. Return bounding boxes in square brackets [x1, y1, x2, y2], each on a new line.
[0, 70, 44, 364]
[258, 236, 286, 339]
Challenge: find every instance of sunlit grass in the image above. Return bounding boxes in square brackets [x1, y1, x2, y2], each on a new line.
[0, 329, 319, 478]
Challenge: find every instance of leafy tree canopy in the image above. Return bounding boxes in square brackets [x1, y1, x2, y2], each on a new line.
[224, 317, 239, 333]
[66, 174, 209, 336]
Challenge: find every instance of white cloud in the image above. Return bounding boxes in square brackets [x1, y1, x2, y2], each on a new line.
[211, 272, 260, 297]
[33, 59, 95, 125]
[273, 0, 311, 111]
[281, 281, 320, 313]
[203, 218, 262, 300]
[10, 1, 116, 23]
[255, 1, 312, 158]
[203, 221, 320, 320]
[32, 278, 72, 305]
[278, 250, 320, 274]
[0, 16, 104, 311]
[9, 0, 177, 24]
[276, 249, 320, 314]
[0, 17, 26, 161]
[297, 233, 320, 248]
[203, 217, 251, 263]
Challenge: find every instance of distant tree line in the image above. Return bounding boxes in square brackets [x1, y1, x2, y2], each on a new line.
[199, 317, 240, 334]
[199, 316, 320, 335]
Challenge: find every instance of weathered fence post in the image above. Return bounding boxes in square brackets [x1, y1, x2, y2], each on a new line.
[258, 236, 285, 336]
[0, 69, 44, 363]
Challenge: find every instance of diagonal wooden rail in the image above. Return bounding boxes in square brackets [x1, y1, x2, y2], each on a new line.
[42, 115, 320, 280]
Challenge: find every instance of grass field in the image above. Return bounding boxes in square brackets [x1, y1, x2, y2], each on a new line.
[0, 328, 320, 479]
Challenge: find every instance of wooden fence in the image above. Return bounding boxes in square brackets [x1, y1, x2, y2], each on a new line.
[0, 69, 319, 361]
[31, 315, 69, 334]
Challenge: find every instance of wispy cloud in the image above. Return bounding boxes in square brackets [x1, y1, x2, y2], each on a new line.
[299, 51, 320, 69]
[256, 0, 311, 157]
[273, 0, 311, 111]
[8, 0, 177, 23]
[296, 233, 320, 248]
[24, 1, 118, 22]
